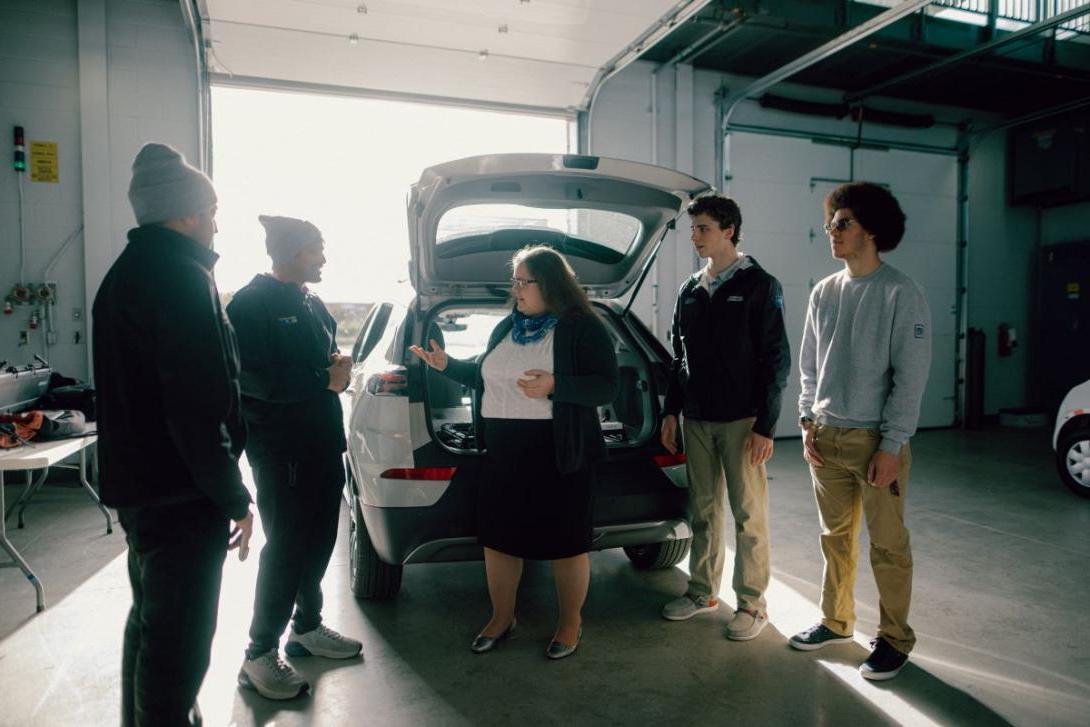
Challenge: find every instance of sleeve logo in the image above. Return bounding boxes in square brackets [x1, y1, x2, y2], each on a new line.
[914, 323, 926, 339]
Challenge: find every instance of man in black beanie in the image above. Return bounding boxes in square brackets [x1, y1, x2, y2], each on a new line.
[93, 142, 254, 727]
[228, 215, 360, 701]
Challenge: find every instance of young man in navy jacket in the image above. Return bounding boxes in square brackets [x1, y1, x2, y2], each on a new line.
[660, 195, 790, 641]
[227, 216, 361, 700]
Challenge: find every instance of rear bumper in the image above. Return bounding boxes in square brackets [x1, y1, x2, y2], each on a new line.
[360, 493, 692, 566]
[380, 517, 693, 565]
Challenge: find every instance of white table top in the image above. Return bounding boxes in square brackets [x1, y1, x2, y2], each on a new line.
[0, 435, 98, 471]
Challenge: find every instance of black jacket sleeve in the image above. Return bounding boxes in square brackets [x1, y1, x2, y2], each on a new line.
[552, 313, 619, 407]
[153, 264, 250, 521]
[751, 276, 791, 438]
[226, 292, 331, 403]
[662, 282, 687, 417]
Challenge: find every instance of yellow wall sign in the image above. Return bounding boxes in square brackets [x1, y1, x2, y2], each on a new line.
[30, 141, 59, 183]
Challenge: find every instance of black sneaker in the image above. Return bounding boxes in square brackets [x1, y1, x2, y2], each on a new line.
[859, 638, 909, 680]
[789, 622, 854, 651]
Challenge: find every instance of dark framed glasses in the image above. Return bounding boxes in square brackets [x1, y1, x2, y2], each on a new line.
[823, 218, 857, 234]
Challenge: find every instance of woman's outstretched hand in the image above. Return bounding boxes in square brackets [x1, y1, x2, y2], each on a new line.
[409, 339, 449, 371]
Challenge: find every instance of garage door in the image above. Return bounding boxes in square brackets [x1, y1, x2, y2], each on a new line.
[728, 131, 958, 432]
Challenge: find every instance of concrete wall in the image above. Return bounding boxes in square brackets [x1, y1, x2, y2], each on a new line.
[0, 0, 200, 380]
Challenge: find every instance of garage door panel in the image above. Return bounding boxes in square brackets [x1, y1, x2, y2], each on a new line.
[732, 179, 826, 236]
[730, 133, 849, 185]
[856, 149, 957, 197]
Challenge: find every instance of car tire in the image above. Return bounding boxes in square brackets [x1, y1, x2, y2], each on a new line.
[1056, 426, 1090, 499]
[349, 504, 404, 599]
[623, 538, 692, 570]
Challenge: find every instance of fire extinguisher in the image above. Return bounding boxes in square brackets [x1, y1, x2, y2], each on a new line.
[998, 323, 1017, 357]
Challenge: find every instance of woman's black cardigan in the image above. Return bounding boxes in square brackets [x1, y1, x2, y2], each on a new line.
[442, 309, 620, 474]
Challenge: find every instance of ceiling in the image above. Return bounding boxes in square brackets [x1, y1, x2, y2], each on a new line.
[194, 0, 1090, 124]
[644, 0, 1090, 120]
[196, 0, 710, 111]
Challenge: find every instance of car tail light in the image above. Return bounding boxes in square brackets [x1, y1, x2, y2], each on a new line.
[652, 453, 687, 467]
[380, 467, 457, 481]
[366, 367, 408, 396]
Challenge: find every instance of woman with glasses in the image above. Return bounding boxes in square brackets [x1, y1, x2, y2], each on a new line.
[410, 245, 618, 660]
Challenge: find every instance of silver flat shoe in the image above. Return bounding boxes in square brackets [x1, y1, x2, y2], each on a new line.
[470, 619, 516, 654]
[545, 627, 582, 660]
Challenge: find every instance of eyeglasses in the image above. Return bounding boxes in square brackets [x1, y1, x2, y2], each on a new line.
[510, 277, 538, 290]
[823, 218, 857, 234]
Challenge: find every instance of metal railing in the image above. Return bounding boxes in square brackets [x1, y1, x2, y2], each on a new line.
[932, 0, 1090, 33]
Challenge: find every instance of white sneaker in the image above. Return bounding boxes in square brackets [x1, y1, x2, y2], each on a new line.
[238, 650, 309, 700]
[726, 609, 768, 641]
[662, 594, 719, 621]
[285, 624, 363, 659]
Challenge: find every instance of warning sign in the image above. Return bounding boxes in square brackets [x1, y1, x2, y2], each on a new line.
[30, 141, 59, 183]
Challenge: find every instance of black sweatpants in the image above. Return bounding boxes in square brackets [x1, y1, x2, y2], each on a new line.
[119, 499, 228, 727]
[246, 453, 345, 658]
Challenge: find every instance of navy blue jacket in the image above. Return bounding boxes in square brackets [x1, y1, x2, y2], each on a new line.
[443, 309, 619, 474]
[92, 226, 250, 520]
[663, 257, 790, 437]
[226, 274, 346, 465]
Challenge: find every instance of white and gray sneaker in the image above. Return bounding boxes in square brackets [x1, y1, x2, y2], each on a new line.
[662, 594, 719, 621]
[726, 609, 769, 641]
[238, 650, 309, 700]
[285, 625, 363, 659]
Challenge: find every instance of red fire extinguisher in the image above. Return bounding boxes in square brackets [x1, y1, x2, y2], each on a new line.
[998, 323, 1017, 357]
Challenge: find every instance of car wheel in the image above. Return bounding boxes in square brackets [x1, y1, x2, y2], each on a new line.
[349, 505, 404, 599]
[1056, 427, 1090, 499]
[623, 538, 692, 570]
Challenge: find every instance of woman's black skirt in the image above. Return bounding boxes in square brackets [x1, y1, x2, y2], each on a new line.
[477, 417, 593, 560]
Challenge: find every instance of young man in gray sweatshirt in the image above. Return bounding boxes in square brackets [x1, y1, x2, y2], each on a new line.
[789, 182, 931, 681]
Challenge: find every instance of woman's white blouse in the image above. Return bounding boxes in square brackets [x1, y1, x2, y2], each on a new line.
[481, 329, 555, 419]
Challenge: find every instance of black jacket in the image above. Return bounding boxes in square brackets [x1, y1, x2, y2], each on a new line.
[663, 257, 790, 437]
[225, 274, 346, 465]
[443, 309, 619, 474]
[92, 226, 250, 520]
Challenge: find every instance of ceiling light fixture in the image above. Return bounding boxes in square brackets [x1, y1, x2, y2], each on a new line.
[478, 49, 489, 61]
[348, 32, 360, 45]
[357, 3, 367, 13]
[498, 24, 508, 33]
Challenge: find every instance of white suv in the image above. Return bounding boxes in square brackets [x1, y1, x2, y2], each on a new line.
[1054, 378, 1090, 498]
[342, 153, 711, 599]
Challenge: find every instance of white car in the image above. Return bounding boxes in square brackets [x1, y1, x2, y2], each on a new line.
[341, 153, 711, 599]
[1054, 378, 1090, 499]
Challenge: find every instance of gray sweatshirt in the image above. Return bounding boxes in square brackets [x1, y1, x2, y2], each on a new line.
[799, 263, 931, 454]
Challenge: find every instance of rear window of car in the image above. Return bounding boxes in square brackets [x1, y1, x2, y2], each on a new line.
[436, 203, 641, 255]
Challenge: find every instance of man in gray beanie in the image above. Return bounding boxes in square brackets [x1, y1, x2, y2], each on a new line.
[93, 142, 254, 726]
[227, 215, 360, 701]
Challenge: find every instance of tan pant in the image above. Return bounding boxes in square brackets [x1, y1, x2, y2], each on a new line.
[810, 425, 915, 653]
[683, 417, 770, 613]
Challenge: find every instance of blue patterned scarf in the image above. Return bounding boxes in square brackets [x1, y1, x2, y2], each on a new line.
[510, 308, 558, 345]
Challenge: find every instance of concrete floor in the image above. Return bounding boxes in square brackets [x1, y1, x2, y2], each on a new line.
[1, 427, 1087, 726]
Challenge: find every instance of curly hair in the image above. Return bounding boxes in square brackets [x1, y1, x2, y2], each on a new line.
[824, 182, 906, 252]
[687, 194, 742, 245]
[511, 245, 593, 317]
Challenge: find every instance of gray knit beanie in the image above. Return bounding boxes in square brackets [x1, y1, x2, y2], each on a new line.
[259, 215, 322, 266]
[127, 143, 216, 225]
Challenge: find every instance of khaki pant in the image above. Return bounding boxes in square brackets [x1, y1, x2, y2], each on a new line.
[683, 417, 770, 613]
[810, 425, 915, 653]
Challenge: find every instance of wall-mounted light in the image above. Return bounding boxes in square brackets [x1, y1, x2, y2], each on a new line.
[349, 33, 360, 45]
[498, 24, 508, 34]
[478, 49, 489, 61]
[357, 3, 367, 13]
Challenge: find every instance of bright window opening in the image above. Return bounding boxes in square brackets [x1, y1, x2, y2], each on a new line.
[210, 85, 571, 347]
